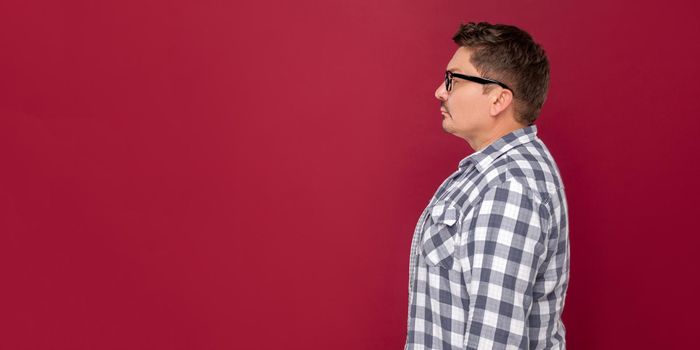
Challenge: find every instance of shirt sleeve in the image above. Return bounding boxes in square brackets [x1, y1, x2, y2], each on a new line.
[461, 180, 549, 350]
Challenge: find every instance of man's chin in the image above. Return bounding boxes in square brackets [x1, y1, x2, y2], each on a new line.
[440, 122, 453, 134]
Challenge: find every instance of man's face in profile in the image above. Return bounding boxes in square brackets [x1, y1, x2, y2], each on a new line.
[435, 47, 493, 142]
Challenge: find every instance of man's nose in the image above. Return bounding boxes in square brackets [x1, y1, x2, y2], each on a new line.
[435, 82, 448, 101]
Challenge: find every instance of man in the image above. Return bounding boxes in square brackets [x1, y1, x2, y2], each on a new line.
[405, 22, 570, 350]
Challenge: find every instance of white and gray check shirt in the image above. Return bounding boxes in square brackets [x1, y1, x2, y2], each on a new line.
[405, 125, 570, 350]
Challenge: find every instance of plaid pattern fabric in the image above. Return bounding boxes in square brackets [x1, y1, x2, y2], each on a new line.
[405, 125, 570, 350]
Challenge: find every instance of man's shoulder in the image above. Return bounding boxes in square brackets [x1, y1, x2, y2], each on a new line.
[480, 138, 565, 203]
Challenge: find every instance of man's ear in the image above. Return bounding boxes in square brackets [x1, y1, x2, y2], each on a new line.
[489, 89, 514, 116]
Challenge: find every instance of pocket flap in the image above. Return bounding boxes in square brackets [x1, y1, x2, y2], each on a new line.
[421, 200, 463, 269]
[430, 201, 460, 226]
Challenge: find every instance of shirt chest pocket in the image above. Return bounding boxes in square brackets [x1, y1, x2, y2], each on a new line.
[421, 200, 464, 271]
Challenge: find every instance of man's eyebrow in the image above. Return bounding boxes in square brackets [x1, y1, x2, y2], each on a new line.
[447, 67, 463, 73]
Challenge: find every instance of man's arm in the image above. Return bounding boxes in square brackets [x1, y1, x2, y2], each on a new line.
[461, 180, 549, 350]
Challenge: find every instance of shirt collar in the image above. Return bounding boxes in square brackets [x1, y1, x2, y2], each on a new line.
[458, 124, 538, 173]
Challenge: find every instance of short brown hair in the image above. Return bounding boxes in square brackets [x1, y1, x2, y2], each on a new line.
[452, 22, 550, 125]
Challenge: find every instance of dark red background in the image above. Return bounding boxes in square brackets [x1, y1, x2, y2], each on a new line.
[1, 1, 699, 349]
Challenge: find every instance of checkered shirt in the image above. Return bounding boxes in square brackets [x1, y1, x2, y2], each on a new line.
[405, 125, 570, 350]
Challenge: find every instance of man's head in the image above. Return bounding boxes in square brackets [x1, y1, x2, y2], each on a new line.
[435, 22, 550, 149]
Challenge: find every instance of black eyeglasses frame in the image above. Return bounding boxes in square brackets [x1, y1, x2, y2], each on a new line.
[445, 71, 512, 93]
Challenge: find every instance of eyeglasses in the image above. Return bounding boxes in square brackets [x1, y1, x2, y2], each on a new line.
[444, 70, 512, 93]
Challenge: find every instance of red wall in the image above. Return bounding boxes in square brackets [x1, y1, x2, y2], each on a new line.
[1, 1, 699, 349]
